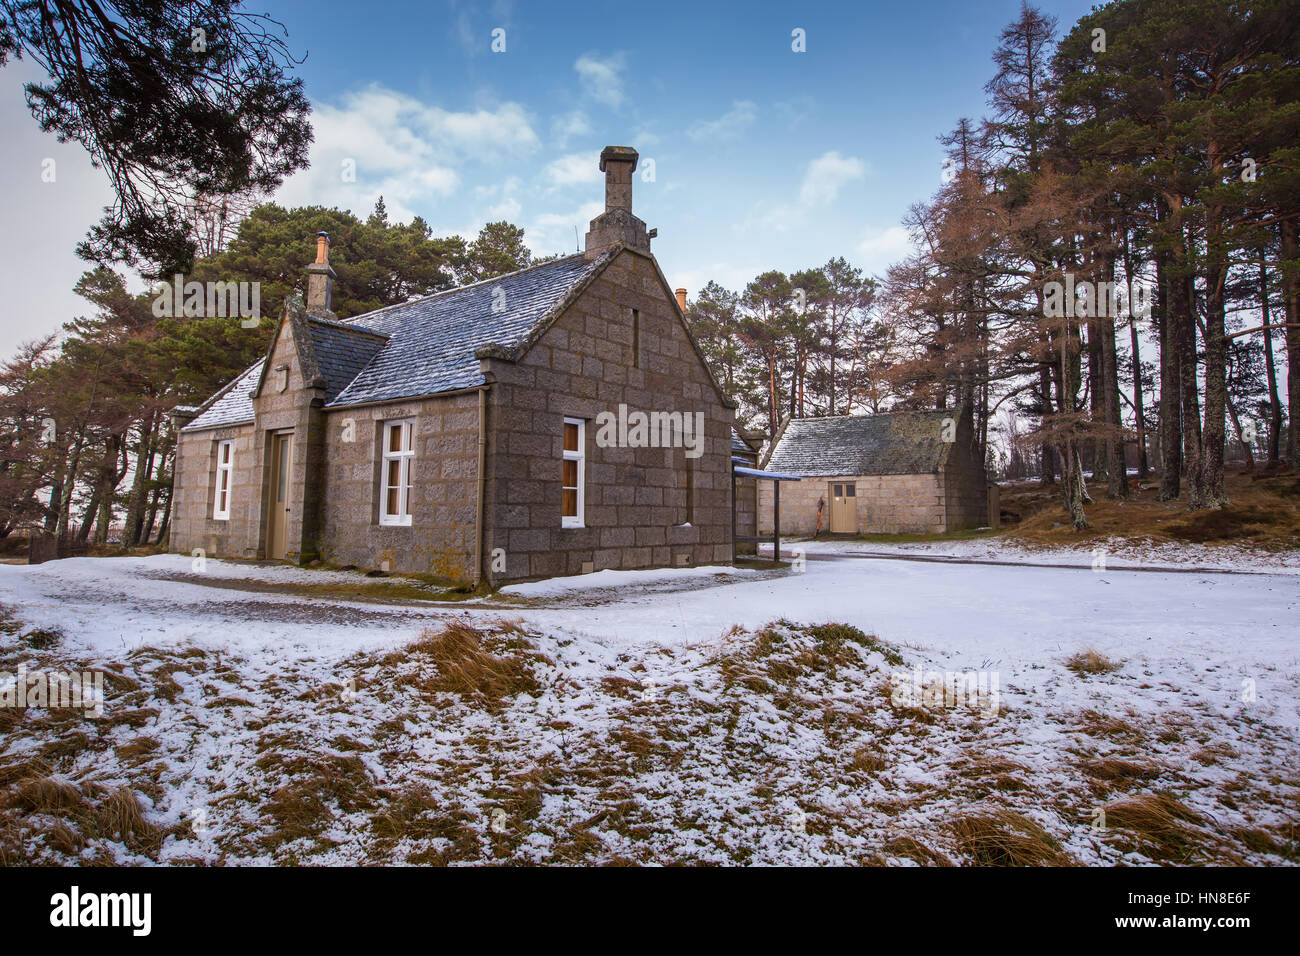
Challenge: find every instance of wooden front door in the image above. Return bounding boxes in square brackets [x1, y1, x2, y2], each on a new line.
[829, 481, 857, 533]
[267, 432, 293, 560]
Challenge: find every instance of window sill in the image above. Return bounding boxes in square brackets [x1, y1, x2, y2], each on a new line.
[378, 518, 412, 528]
[561, 519, 585, 529]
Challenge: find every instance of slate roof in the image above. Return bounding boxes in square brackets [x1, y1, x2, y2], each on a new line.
[731, 428, 756, 455]
[183, 360, 264, 430]
[326, 251, 611, 407]
[305, 317, 388, 404]
[764, 410, 961, 477]
[182, 251, 616, 431]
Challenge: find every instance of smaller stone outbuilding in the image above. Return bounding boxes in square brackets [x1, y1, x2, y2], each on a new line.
[758, 409, 989, 536]
[730, 428, 762, 554]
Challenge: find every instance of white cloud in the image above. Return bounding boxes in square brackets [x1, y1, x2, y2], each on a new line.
[544, 151, 602, 189]
[687, 101, 757, 142]
[574, 52, 627, 108]
[799, 151, 866, 206]
[487, 196, 523, 220]
[451, 0, 514, 57]
[737, 151, 869, 235]
[527, 200, 604, 257]
[274, 84, 539, 222]
[474, 176, 525, 221]
[551, 110, 593, 147]
[855, 225, 914, 272]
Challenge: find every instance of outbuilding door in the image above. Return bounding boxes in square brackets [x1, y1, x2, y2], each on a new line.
[829, 481, 857, 533]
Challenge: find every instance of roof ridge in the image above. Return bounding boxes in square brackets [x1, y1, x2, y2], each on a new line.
[791, 408, 954, 423]
[306, 314, 390, 339]
[343, 253, 589, 328]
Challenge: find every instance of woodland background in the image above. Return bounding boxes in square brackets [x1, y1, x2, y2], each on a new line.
[1, 0, 1296, 546]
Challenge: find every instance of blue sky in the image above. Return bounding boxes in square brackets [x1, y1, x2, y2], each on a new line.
[1, 0, 1101, 356]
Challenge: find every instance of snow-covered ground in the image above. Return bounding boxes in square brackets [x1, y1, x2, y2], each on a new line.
[0, 550, 1296, 865]
[763, 534, 1300, 575]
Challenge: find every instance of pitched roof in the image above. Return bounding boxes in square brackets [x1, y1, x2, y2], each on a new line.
[764, 410, 962, 477]
[304, 316, 388, 404]
[326, 251, 612, 407]
[181, 251, 615, 431]
[731, 428, 752, 454]
[183, 360, 264, 431]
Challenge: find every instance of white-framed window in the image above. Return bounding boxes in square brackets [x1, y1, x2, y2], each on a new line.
[562, 417, 585, 528]
[213, 439, 234, 520]
[380, 419, 415, 526]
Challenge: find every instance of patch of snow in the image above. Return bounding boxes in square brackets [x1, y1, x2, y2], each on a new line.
[498, 564, 751, 597]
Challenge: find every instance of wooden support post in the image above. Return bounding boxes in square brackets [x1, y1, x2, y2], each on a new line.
[730, 469, 737, 565]
[772, 479, 780, 562]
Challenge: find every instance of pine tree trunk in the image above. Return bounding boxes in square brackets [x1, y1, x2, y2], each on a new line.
[1260, 252, 1282, 466]
[1122, 230, 1149, 479]
[1039, 332, 1056, 485]
[1087, 299, 1105, 481]
[1100, 250, 1127, 498]
[1177, 270, 1203, 498]
[1281, 219, 1300, 468]
[122, 413, 158, 548]
[1157, 228, 1184, 500]
[1191, 252, 1228, 511]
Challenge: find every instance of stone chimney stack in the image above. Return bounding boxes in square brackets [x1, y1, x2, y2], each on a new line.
[584, 146, 651, 259]
[675, 288, 688, 313]
[306, 231, 336, 314]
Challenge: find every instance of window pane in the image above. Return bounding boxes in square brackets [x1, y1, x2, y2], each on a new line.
[219, 442, 230, 464]
[401, 422, 412, 452]
[846, 484, 855, 497]
[387, 485, 399, 517]
[832, 484, 841, 497]
[387, 424, 401, 453]
[562, 488, 577, 517]
[564, 422, 579, 452]
[562, 459, 577, 487]
[387, 459, 401, 490]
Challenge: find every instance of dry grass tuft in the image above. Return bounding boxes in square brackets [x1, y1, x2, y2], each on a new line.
[115, 737, 160, 761]
[884, 835, 955, 866]
[259, 752, 377, 850]
[1100, 792, 1217, 863]
[99, 787, 161, 851]
[806, 622, 904, 668]
[1080, 756, 1160, 784]
[6, 776, 92, 817]
[1066, 648, 1121, 677]
[396, 623, 546, 706]
[950, 808, 1071, 866]
[850, 745, 889, 773]
[1074, 710, 1144, 741]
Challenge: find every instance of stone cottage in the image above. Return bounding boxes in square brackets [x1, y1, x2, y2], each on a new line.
[170, 146, 737, 585]
[758, 409, 989, 535]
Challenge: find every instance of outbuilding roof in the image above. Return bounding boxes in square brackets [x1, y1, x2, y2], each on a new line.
[763, 410, 965, 477]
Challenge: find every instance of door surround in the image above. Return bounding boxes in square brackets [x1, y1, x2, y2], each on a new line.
[266, 430, 294, 560]
[829, 480, 857, 534]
